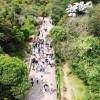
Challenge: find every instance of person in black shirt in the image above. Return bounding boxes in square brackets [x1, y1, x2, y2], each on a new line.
[31, 78, 34, 86]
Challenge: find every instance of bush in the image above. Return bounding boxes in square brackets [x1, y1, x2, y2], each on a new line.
[88, 4, 100, 36]
[48, 26, 67, 42]
[48, 26, 78, 42]
[46, 0, 69, 24]
[52, 33, 100, 99]
[68, 36, 100, 99]
[0, 54, 31, 100]
[0, 0, 38, 53]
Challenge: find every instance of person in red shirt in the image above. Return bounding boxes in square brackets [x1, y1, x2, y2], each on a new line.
[32, 37, 37, 48]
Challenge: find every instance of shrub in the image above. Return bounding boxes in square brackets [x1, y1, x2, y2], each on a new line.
[0, 54, 31, 100]
[88, 4, 100, 36]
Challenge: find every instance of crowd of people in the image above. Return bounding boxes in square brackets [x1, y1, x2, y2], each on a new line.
[30, 18, 56, 94]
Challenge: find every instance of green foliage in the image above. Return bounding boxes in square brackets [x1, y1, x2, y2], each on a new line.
[46, 0, 70, 24]
[56, 65, 64, 98]
[0, 46, 4, 53]
[0, 54, 31, 100]
[50, 11, 100, 99]
[53, 34, 100, 99]
[69, 0, 77, 3]
[48, 26, 78, 43]
[58, 15, 68, 26]
[48, 26, 67, 42]
[0, 0, 38, 53]
[88, 4, 100, 36]
[48, 25, 79, 63]
[71, 36, 100, 100]
[67, 67, 89, 100]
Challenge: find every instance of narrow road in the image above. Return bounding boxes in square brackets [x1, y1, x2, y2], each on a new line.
[25, 17, 57, 100]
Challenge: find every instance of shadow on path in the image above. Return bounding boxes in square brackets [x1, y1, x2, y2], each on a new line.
[24, 80, 44, 100]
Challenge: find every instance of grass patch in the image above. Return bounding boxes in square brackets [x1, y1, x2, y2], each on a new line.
[59, 67, 64, 87]
[56, 65, 64, 99]
[67, 67, 89, 100]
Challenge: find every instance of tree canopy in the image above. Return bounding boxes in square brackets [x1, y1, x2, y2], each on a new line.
[0, 0, 100, 100]
[0, 54, 31, 100]
[48, 3, 100, 99]
[0, 0, 38, 53]
[89, 4, 100, 36]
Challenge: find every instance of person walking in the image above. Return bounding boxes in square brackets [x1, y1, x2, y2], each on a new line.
[36, 79, 39, 84]
[38, 47, 41, 54]
[31, 78, 34, 86]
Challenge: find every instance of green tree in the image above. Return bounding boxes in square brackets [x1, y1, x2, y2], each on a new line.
[48, 26, 78, 43]
[55, 35, 100, 100]
[0, 0, 37, 53]
[72, 36, 100, 100]
[46, 0, 69, 24]
[48, 26, 78, 63]
[88, 4, 100, 37]
[49, 23, 100, 100]
[0, 54, 31, 100]
[48, 26, 67, 42]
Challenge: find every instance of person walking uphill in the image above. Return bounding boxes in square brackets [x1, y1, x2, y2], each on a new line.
[31, 78, 34, 86]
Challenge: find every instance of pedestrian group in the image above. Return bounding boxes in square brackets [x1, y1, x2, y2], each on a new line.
[30, 18, 56, 94]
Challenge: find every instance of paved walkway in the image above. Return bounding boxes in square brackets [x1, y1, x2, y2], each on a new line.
[25, 17, 57, 100]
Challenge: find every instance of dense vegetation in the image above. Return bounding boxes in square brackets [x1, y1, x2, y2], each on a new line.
[89, 4, 100, 36]
[0, 0, 38, 53]
[0, 0, 71, 54]
[0, 0, 38, 100]
[0, 54, 31, 100]
[46, 0, 70, 24]
[0, 1, 39, 99]
[0, 0, 71, 99]
[0, 0, 100, 100]
[48, 2, 100, 100]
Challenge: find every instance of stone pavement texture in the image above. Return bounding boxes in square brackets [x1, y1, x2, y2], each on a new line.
[25, 17, 57, 100]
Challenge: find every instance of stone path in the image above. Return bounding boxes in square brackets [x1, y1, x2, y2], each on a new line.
[25, 17, 57, 100]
